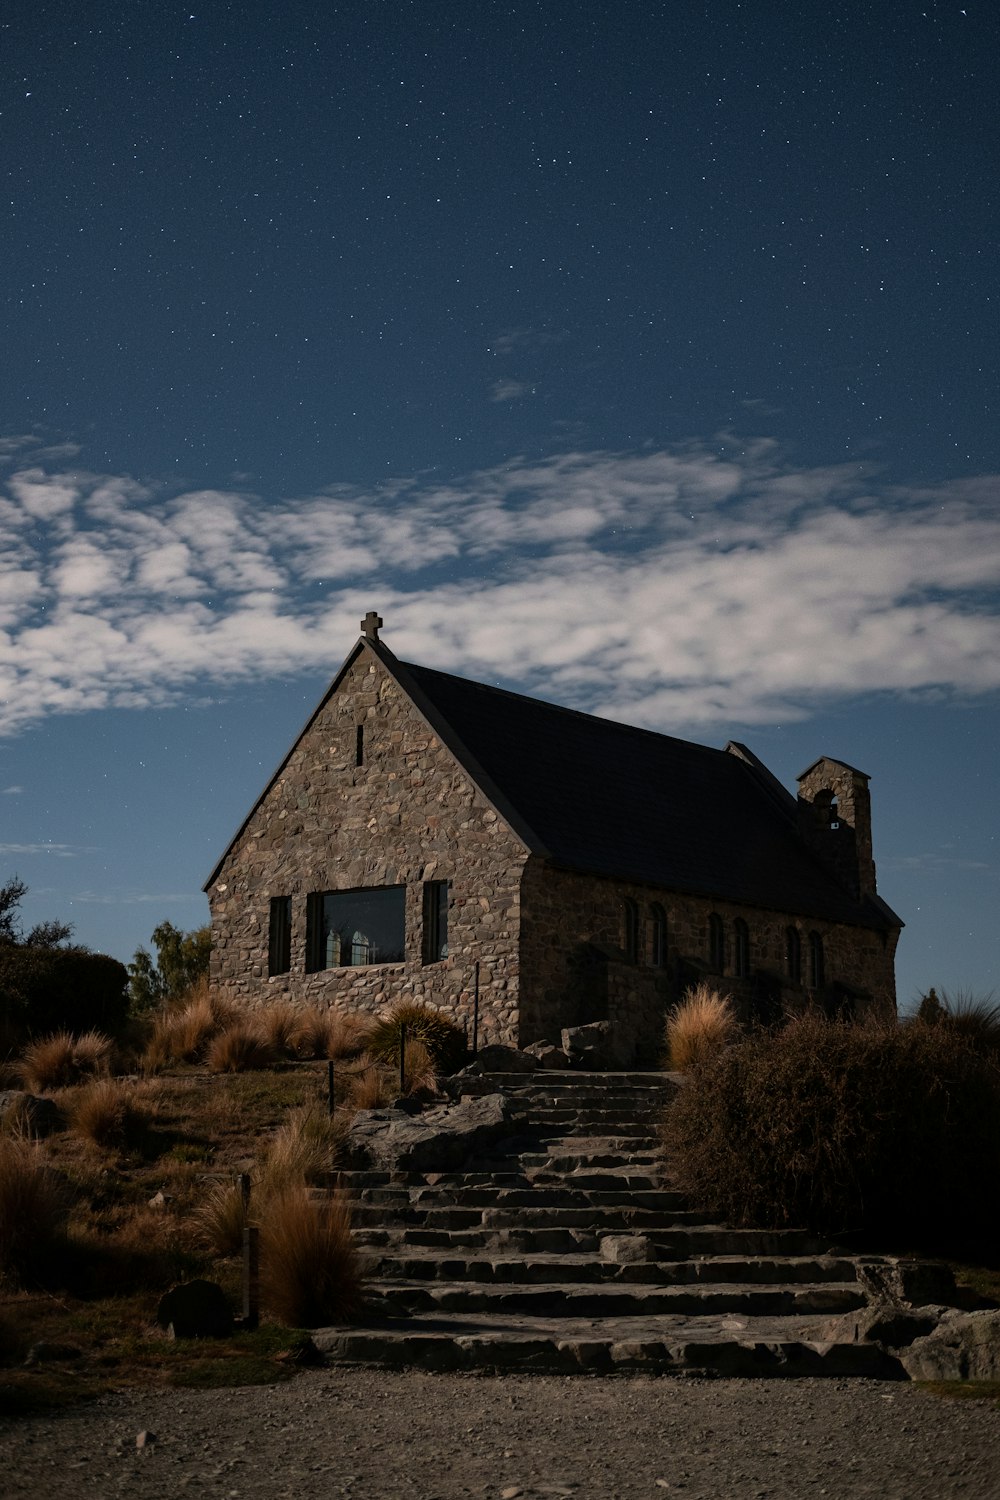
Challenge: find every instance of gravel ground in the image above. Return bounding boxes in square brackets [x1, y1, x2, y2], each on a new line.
[2, 1370, 1000, 1499]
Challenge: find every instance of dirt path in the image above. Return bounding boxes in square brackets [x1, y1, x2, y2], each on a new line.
[2, 1370, 1000, 1498]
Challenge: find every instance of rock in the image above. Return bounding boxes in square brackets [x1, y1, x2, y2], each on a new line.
[561, 1021, 615, 1069]
[902, 1308, 1000, 1382]
[0, 1090, 60, 1138]
[156, 1280, 233, 1340]
[470, 1044, 538, 1073]
[147, 1190, 173, 1211]
[23, 1342, 82, 1365]
[857, 1257, 960, 1308]
[135, 1431, 157, 1450]
[343, 1092, 516, 1172]
[600, 1234, 655, 1264]
[818, 1304, 947, 1349]
[523, 1042, 569, 1069]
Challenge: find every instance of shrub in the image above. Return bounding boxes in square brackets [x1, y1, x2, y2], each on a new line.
[290, 1006, 372, 1061]
[21, 1029, 112, 1092]
[0, 1135, 68, 1281]
[0, 946, 129, 1041]
[205, 1024, 277, 1074]
[936, 989, 1000, 1056]
[664, 983, 737, 1071]
[68, 1078, 149, 1149]
[255, 1001, 306, 1058]
[259, 1186, 362, 1326]
[663, 1013, 1000, 1246]
[344, 1054, 394, 1112]
[257, 1107, 344, 1197]
[368, 1001, 466, 1075]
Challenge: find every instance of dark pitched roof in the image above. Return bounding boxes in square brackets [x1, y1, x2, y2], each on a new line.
[393, 656, 901, 931]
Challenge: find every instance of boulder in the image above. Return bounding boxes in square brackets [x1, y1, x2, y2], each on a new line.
[470, 1044, 538, 1074]
[344, 1092, 516, 1172]
[156, 1279, 233, 1340]
[600, 1234, 655, 1264]
[561, 1021, 614, 1069]
[523, 1042, 570, 1069]
[0, 1090, 60, 1138]
[902, 1309, 1000, 1382]
[857, 1258, 960, 1308]
[818, 1304, 947, 1349]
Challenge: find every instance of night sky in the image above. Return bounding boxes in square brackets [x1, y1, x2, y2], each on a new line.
[2, 1, 998, 1007]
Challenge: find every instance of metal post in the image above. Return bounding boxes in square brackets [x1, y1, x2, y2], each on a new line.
[327, 1058, 335, 1116]
[399, 1021, 407, 1094]
[472, 960, 480, 1057]
[237, 1172, 251, 1211]
[242, 1225, 259, 1331]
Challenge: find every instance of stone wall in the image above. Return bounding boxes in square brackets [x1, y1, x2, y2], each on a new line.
[518, 860, 898, 1062]
[208, 648, 527, 1045]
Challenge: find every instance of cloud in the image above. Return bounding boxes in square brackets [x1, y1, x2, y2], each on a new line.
[0, 436, 999, 736]
[0, 843, 88, 857]
[489, 379, 532, 403]
[2, 786, 23, 796]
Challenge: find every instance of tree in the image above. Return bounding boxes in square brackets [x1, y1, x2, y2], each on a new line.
[0, 876, 73, 948]
[128, 921, 211, 1013]
[0, 876, 124, 1038]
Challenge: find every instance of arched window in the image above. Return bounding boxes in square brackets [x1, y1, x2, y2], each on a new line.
[623, 898, 640, 964]
[808, 931, 825, 989]
[649, 903, 667, 967]
[733, 918, 750, 978]
[785, 926, 802, 984]
[709, 912, 725, 972]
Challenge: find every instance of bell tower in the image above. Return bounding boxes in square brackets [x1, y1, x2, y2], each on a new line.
[797, 757, 877, 900]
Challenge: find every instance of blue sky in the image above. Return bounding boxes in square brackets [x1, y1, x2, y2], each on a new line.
[1, 1, 997, 1008]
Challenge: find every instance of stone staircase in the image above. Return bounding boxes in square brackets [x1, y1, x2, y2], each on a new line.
[313, 1070, 904, 1377]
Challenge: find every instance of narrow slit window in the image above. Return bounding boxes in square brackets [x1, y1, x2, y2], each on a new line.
[733, 918, 750, 978]
[808, 931, 825, 990]
[355, 724, 364, 767]
[623, 898, 640, 964]
[649, 903, 667, 967]
[709, 913, 725, 972]
[786, 926, 802, 984]
[268, 896, 291, 976]
[422, 880, 450, 964]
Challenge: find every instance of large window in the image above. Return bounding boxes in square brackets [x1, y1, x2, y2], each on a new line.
[305, 886, 405, 971]
[268, 896, 291, 976]
[422, 880, 449, 964]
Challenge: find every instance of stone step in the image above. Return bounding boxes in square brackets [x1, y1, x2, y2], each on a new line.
[349, 1185, 689, 1211]
[364, 1252, 863, 1288]
[368, 1279, 866, 1319]
[347, 1202, 711, 1232]
[312, 1315, 903, 1379]
[351, 1224, 827, 1257]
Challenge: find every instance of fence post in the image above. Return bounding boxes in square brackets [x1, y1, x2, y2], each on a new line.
[399, 1021, 407, 1094]
[242, 1224, 259, 1331]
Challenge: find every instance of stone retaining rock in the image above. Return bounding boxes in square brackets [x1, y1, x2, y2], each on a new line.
[344, 1092, 517, 1172]
[902, 1309, 1000, 1382]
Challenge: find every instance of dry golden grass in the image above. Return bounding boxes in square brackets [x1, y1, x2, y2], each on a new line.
[343, 1052, 394, 1111]
[256, 1107, 345, 1199]
[205, 1024, 278, 1074]
[259, 1186, 362, 1326]
[0, 1135, 69, 1280]
[254, 1001, 304, 1057]
[142, 984, 237, 1071]
[288, 1005, 373, 1061]
[400, 1036, 438, 1097]
[665, 983, 738, 1071]
[20, 1029, 115, 1092]
[191, 1177, 251, 1257]
[67, 1077, 151, 1149]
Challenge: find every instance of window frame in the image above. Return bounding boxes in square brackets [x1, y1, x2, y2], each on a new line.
[422, 879, 450, 965]
[305, 885, 405, 972]
[649, 902, 667, 968]
[267, 895, 291, 977]
[786, 926, 802, 984]
[623, 897, 640, 964]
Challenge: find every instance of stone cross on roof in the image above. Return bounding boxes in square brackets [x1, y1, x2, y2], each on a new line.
[360, 610, 383, 641]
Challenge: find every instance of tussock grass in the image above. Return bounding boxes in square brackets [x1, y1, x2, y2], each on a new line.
[142, 984, 236, 1071]
[0, 1136, 68, 1281]
[257, 1106, 344, 1197]
[254, 1001, 305, 1057]
[67, 1078, 151, 1149]
[289, 1006, 373, 1061]
[368, 1000, 466, 1074]
[20, 1029, 112, 1092]
[343, 1053, 394, 1112]
[664, 983, 737, 1071]
[259, 1186, 362, 1327]
[205, 1024, 277, 1074]
[191, 1178, 251, 1258]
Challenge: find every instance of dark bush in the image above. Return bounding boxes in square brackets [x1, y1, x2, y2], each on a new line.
[662, 1014, 1000, 1247]
[0, 946, 129, 1041]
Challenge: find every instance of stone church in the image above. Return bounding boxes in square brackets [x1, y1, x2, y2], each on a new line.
[205, 613, 902, 1065]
